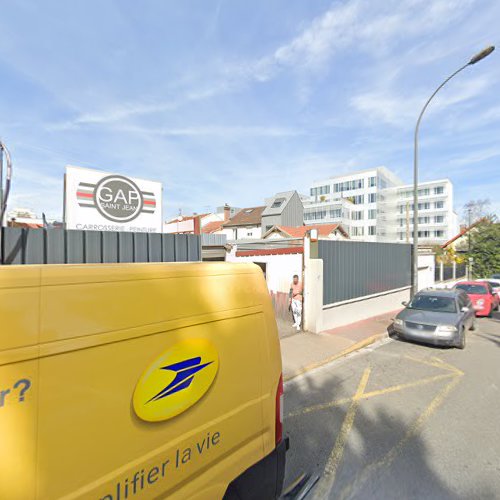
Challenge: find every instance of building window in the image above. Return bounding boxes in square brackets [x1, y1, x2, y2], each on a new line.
[352, 211, 363, 220]
[368, 209, 377, 219]
[329, 208, 342, 219]
[435, 230, 444, 237]
[368, 193, 377, 203]
[311, 185, 330, 197]
[352, 195, 364, 204]
[435, 201, 444, 209]
[418, 216, 430, 224]
[418, 188, 430, 196]
[418, 230, 430, 238]
[434, 186, 444, 194]
[368, 226, 376, 235]
[265, 225, 273, 232]
[351, 227, 365, 236]
[333, 179, 364, 193]
[368, 176, 376, 187]
[411, 202, 430, 211]
[305, 209, 327, 221]
[271, 198, 285, 208]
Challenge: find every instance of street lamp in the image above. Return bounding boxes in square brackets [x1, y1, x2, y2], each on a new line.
[411, 46, 495, 297]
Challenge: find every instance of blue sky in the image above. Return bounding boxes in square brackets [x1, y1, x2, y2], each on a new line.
[1, 0, 499, 221]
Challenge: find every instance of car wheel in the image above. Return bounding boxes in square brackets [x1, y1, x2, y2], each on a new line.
[457, 329, 466, 350]
[487, 306, 493, 318]
[469, 318, 477, 331]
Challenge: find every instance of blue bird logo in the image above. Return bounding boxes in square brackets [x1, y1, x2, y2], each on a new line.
[147, 357, 213, 403]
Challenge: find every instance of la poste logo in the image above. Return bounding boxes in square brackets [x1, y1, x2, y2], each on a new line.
[133, 339, 219, 422]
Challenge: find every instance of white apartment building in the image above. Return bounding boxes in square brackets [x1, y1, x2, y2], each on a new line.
[305, 166, 401, 242]
[304, 167, 459, 244]
[390, 179, 459, 244]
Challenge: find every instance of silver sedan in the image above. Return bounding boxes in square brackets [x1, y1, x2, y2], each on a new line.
[392, 288, 476, 349]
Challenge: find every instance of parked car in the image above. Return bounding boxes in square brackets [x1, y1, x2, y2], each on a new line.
[392, 288, 475, 349]
[476, 279, 500, 300]
[454, 281, 499, 317]
[491, 273, 500, 280]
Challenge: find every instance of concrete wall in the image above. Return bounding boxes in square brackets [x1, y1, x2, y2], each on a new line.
[226, 249, 303, 320]
[417, 253, 435, 291]
[319, 287, 410, 331]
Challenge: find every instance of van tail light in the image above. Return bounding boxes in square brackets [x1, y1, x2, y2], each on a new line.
[275, 374, 283, 445]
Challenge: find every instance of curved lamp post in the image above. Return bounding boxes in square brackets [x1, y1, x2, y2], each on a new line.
[411, 46, 495, 297]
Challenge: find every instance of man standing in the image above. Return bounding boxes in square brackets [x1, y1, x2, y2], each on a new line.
[289, 274, 303, 332]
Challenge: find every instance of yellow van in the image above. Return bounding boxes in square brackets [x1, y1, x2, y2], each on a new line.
[0, 262, 286, 499]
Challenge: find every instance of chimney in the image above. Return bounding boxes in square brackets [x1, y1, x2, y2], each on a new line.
[193, 215, 201, 235]
[223, 203, 230, 221]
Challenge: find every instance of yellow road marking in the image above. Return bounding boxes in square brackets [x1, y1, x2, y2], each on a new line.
[287, 355, 465, 498]
[286, 372, 455, 419]
[359, 372, 456, 400]
[405, 355, 464, 376]
[337, 373, 463, 500]
[313, 367, 371, 499]
[430, 356, 465, 375]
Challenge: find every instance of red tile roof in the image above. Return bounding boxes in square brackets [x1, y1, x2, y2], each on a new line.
[236, 247, 304, 257]
[441, 218, 486, 248]
[166, 213, 210, 224]
[202, 220, 225, 234]
[266, 223, 349, 239]
[223, 206, 265, 227]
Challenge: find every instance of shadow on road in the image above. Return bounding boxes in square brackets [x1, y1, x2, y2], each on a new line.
[283, 355, 496, 499]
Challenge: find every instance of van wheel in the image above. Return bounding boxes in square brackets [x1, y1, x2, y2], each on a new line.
[457, 329, 466, 350]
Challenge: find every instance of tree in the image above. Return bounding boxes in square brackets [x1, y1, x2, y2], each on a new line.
[464, 220, 500, 278]
[462, 199, 492, 225]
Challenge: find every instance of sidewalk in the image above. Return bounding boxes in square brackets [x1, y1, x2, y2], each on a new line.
[281, 310, 400, 381]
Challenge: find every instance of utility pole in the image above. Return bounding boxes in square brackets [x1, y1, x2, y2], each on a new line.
[411, 46, 495, 297]
[0, 139, 13, 264]
[406, 201, 410, 243]
[467, 207, 472, 279]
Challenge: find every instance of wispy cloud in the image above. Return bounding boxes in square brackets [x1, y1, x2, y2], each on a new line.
[351, 73, 495, 127]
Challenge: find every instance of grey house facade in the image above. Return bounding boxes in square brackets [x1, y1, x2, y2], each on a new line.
[261, 191, 304, 236]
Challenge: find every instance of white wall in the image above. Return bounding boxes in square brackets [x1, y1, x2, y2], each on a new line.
[418, 253, 435, 291]
[230, 226, 262, 240]
[227, 249, 303, 320]
[226, 249, 302, 293]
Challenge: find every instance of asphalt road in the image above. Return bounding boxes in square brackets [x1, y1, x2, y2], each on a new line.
[283, 311, 500, 499]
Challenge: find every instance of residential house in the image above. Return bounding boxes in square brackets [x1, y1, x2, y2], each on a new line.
[163, 212, 224, 234]
[262, 223, 349, 240]
[441, 218, 487, 251]
[261, 191, 304, 236]
[221, 206, 266, 240]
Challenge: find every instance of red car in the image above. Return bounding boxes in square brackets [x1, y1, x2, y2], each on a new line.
[454, 281, 500, 317]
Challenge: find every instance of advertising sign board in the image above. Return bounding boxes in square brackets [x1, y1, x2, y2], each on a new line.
[64, 166, 163, 232]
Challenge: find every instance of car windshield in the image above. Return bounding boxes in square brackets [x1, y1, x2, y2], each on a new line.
[407, 295, 457, 313]
[456, 284, 487, 295]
